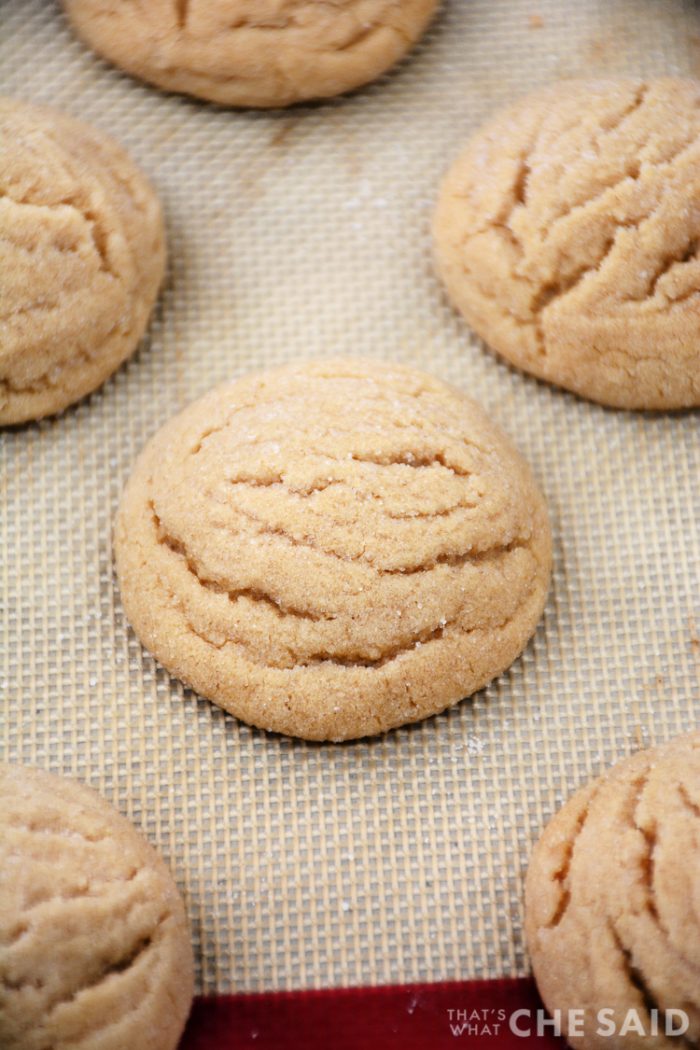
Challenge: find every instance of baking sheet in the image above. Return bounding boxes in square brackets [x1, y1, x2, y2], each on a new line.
[1, 0, 699, 995]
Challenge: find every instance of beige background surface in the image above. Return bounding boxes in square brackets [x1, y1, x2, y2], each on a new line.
[1, 0, 699, 994]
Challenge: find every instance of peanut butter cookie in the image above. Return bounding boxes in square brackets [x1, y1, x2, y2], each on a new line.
[0, 97, 165, 424]
[433, 78, 700, 409]
[63, 0, 439, 108]
[114, 357, 552, 741]
[526, 731, 700, 1049]
[0, 764, 193, 1050]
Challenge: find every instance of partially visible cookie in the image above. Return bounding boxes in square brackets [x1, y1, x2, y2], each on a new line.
[433, 78, 700, 409]
[525, 732, 700, 1049]
[114, 357, 552, 741]
[63, 0, 439, 108]
[0, 763, 194, 1050]
[0, 97, 165, 424]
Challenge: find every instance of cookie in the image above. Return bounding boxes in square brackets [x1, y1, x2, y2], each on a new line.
[525, 732, 700, 1049]
[114, 357, 552, 741]
[62, 0, 439, 108]
[0, 763, 194, 1050]
[433, 78, 700, 410]
[0, 97, 165, 425]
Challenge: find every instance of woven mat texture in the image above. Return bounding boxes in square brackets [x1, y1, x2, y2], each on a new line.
[1, 0, 699, 994]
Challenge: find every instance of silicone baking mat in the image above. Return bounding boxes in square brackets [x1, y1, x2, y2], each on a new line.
[1, 0, 699, 1000]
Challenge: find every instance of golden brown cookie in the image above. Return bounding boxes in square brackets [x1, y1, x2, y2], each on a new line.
[433, 78, 700, 410]
[114, 357, 552, 741]
[525, 731, 700, 1050]
[0, 763, 194, 1050]
[0, 97, 165, 425]
[63, 0, 439, 108]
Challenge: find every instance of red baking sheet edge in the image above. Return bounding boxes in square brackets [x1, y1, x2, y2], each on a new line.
[183, 976, 566, 1049]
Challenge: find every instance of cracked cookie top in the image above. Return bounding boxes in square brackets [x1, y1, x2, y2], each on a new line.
[525, 731, 700, 1050]
[63, 0, 439, 108]
[0, 764, 193, 1050]
[114, 357, 552, 741]
[0, 97, 165, 424]
[433, 78, 700, 409]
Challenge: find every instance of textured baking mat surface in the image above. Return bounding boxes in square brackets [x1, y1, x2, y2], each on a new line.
[1, 0, 699, 995]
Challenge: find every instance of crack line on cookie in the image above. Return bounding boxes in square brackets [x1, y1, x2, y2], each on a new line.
[175, 0, 189, 30]
[637, 239, 700, 303]
[42, 927, 162, 1019]
[177, 591, 535, 671]
[533, 83, 650, 237]
[190, 397, 491, 462]
[0, 192, 117, 281]
[5, 815, 111, 844]
[609, 924, 667, 1028]
[0, 315, 137, 401]
[0, 870, 149, 949]
[453, 84, 700, 358]
[608, 922, 697, 1048]
[152, 503, 533, 624]
[344, 449, 473, 477]
[217, 500, 529, 576]
[148, 503, 540, 670]
[151, 506, 329, 623]
[678, 783, 700, 820]
[632, 774, 700, 977]
[229, 477, 479, 519]
[483, 83, 650, 252]
[4, 899, 171, 1036]
[545, 786, 599, 929]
